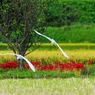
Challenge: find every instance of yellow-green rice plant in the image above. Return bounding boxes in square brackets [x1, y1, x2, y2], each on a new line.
[0, 49, 95, 64]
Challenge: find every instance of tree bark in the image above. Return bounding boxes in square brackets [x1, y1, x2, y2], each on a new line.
[18, 59, 25, 70]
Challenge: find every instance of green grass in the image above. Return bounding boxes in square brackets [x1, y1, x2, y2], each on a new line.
[59, 0, 95, 1]
[1, 43, 95, 50]
[38, 43, 95, 50]
[0, 78, 95, 95]
[43, 24, 95, 43]
[1, 42, 95, 50]
[0, 69, 75, 79]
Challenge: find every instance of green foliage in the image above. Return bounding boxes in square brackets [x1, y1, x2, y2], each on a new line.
[0, 1, 95, 43]
[0, 43, 10, 50]
[84, 64, 95, 76]
[0, 0, 51, 61]
[42, 24, 95, 43]
[44, 0, 95, 26]
[45, 0, 80, 26]
[67, 1, 95, 23]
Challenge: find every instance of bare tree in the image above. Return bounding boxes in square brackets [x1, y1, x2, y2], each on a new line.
[0, 0, 53, 69]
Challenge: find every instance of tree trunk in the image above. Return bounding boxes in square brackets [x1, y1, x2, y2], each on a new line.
[17, 50, 25, 70]
[18, 58, 25, 70]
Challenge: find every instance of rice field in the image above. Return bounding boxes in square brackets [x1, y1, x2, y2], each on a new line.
[0, 49, 95, 63]
[0, 78, 95, 95]
[27, 49, 95, 60]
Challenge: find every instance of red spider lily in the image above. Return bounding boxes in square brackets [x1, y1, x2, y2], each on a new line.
[54, 61, 84, 71]
[88, 60, 93, 65]
[32, 61, 41, 66]
[0, 62, 19, 70]
[25, 61, 41, 70]
[69, 60, 76, 64]
[55, 62, 62, 68]
[73, 62, 84, 69]
[61, 63, 74, 71]
[0, 60, 86, 73]
[41, 58, 45, 61]
[24, 64, 29, 69]
[40, 64, 55, 71]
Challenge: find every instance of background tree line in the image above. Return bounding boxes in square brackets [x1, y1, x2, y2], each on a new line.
[45, 0, 95, 26]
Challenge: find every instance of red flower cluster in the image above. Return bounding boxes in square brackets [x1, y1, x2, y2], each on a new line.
[88, 60, 93, 65]
[0, 62, 19, 70]
[25, 60, 85, 72]
[0, 60, 88, 72]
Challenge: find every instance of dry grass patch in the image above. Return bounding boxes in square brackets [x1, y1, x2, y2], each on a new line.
[0, 78, 95, 95]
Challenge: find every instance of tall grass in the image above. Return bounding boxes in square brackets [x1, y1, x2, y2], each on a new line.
[0, 78, 95, 95]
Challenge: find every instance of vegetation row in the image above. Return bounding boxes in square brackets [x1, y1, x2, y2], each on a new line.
[0, 43, 95, 50]
[0, 59, 94, 78]
[0, 49, 95, 78]
[42, 24, 95, 43]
